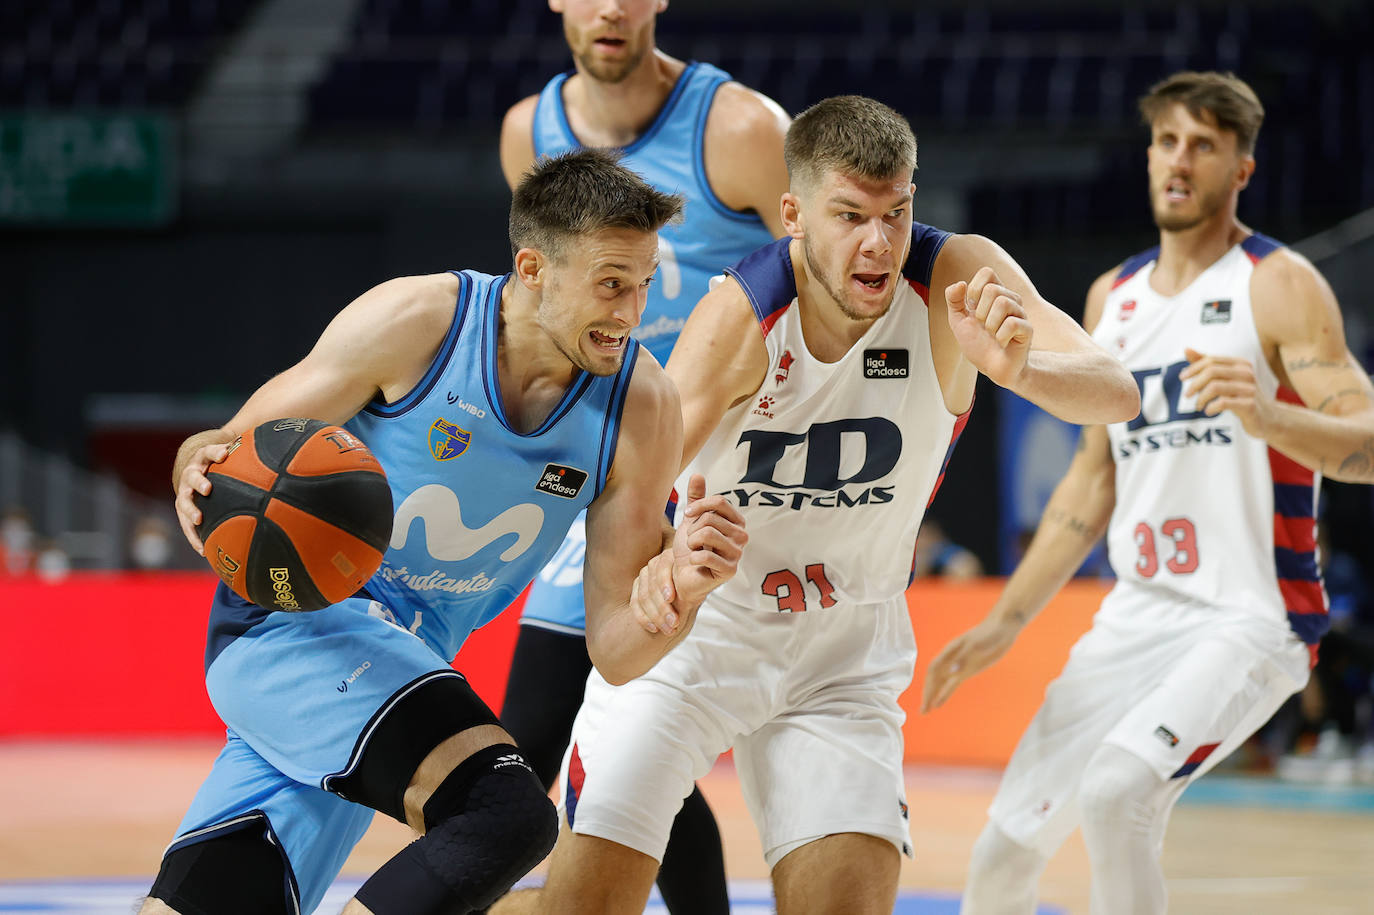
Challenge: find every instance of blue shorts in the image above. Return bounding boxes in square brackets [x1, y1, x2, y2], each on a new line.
[520, 510, 588, 633]
[170, 584, 465, 914]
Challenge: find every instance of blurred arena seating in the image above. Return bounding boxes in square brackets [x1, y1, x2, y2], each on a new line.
[0, 0, 258, 108]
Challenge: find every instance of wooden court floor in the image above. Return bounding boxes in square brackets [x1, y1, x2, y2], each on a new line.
[2, 738, 1371, 913]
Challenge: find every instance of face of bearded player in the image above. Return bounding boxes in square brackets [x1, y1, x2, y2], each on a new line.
[1147, 101, 1252, 234]
[554, 0, 666, 85]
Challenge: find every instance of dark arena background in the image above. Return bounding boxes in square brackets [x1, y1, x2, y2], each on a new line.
[2, 1, 1373, 912]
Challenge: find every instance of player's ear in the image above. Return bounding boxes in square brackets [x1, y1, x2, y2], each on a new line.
[1235, 154, 1255, 192]
[548, 0, 564, 14]
[781, 192, 803, 239]
[657, 0, 669, 13]
[514, 248, 546, 290]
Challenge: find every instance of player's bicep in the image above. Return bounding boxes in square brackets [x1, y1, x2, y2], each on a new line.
[666, 280, 768, 465]
[701, 85, 791, 237]
[226, 277, 450, 434]
[1263, 254, 1374, 418]
[940, 234, 1098, 354]
[499, 96, 539, 190]
[1280, 339, 1374, 418]
[224, 306, 389, 433]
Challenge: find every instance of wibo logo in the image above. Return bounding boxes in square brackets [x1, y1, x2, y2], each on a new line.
[338, 661, 372, 693]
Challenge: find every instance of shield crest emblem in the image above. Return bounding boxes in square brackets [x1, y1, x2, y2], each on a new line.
[429, 418, 471, 461]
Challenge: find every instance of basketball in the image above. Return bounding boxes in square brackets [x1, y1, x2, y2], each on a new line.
[194, 418, 393, 611]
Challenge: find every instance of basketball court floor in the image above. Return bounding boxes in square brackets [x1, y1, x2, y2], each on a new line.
[3, 738, 1371, 914]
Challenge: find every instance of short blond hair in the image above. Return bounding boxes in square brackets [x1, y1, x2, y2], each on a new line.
[784, 95, 917, 192]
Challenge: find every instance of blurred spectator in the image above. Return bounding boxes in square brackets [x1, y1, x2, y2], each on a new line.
[128, 514, 175, 571]
[913, 519, 983, 580]
[33, 537, 71, 582]
[0, 507, 35, 576]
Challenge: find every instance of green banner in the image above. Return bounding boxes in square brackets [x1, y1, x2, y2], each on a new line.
[0, 113, 177, 226]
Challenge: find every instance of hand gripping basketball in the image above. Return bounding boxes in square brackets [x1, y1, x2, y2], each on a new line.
[194, 418, 393, 611]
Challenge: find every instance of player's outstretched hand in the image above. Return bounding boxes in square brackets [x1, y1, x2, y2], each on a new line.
[1180, 347, 1270, 438]
[173, 434, 237, 555]
[946, 267, 1033, 389]
[920, 618, 1020, 713]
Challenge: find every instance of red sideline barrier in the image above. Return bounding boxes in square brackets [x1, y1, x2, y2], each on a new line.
[0, 574, 1108, 766]
[0, 573, 523, 737]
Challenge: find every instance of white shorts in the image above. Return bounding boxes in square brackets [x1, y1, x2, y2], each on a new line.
[989, 588, 1310, 855]
[560, 592, 917, 869]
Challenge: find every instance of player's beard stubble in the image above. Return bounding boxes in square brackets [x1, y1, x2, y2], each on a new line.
[801, 233, 899, 323]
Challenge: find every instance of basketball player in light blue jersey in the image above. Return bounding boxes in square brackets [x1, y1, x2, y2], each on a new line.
[141, 150, 748, 915]
[498, 2, 790, 911]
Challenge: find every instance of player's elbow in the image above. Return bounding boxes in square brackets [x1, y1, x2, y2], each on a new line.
[584, 633, 644, 687]
[1103, 371, 1142, 423]
[1070, 359, 1140, 424]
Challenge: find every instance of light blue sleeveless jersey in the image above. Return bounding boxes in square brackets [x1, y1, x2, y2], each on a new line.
[531, 61, 775, 365]
[524, 61, 776, 631]
[347, 270, 639, 660]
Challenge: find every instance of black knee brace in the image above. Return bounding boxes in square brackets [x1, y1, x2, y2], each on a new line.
[353, 744, 558, 915]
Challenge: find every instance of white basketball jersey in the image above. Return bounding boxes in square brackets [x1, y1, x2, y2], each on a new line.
[1092, 235, 1327, 660]
[678, 230, 968, 613]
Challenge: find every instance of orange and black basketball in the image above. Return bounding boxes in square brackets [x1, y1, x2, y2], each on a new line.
[195, 418, 393, 611]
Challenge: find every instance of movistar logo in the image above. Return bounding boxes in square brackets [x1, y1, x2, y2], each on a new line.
[392, 484, 544, 562]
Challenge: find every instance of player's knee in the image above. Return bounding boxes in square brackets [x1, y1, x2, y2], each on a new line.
[355, 744, 557, 915]
[1077, 745, 1159, 838]
[426, 745, 559, 896]
[966, 821, 1041, 887]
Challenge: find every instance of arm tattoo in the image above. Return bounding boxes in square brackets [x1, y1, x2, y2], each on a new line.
[1337, 437, 1374, 481]
[1315, 388, 1371, 414]
[1286, 356, 1346, 372]
[1044, 507, 1101, 541]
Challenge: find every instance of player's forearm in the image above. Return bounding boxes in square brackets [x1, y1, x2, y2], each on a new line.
[986, 469, 1113, 630]
[1263, 402, 1374, 484]
[585, 600, 691, 686]
[1006, 350, 1140, 425]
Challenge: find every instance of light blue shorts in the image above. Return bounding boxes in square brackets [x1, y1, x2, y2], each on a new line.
[169, 584, 466, 914]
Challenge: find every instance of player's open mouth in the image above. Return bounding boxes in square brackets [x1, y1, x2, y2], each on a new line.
[1165, 180, 1191, 202]
[853, 273, 889, 292]
[589, 329, 626, 350]
[594, 36, 626, 50]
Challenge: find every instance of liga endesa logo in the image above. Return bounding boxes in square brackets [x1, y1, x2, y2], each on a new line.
[863, 349, 909, 378]
[536, 464, 588, 499]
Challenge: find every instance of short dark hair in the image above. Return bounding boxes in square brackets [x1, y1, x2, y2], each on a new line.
[509, 149, 683, 260]
[784, 95, 917, 192]
[1139, 71, 1265, 154]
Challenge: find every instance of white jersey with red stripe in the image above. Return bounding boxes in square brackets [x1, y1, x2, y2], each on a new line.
[676, 227, 968, 613]
[1092, 234, 1328, 661]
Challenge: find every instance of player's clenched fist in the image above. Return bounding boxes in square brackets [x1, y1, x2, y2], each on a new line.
[630, 474, 748, 638]
[945, 266, 1034, 388]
